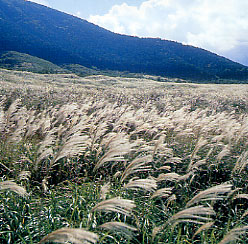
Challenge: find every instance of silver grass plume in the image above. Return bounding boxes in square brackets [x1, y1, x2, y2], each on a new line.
[165, 157, 182, 165]
[94, 134, 132, 171]
[38, 227, 98, 244]
[36, 131, 57, 165]
[193, 221, 214, 238]
[191, 137, 208, 160]
[152, 134, 165, 157]
[151, 187, 173, 199]
[5, 99, 21, 125]
[186, 183, 232, 207]
[98, 222, 137, 238]
[90, 197, 135, 216]
[100, 182, 111, 200]
[51, 113, 90, 165]
[188, 137, 208, 170]
[232, 150, 248, 174]
[157, 172, 193, 182]
[123, 178, 157, 192]
[167, 194, 177, 206]
[242, 210, 248, 219]
[7, 116, 27, 143]
[157, 173, 182, 182]
[218, 225, 248, 244]
[187, 159, 207, 172]
[120, 155, 152, 183]
[54, 132, 89, 163]
[0, 180, 27, 197]
[157, 165, 171, 171]
[167, 205, 215, 226]
[217, 145, 231, 162]
[233, 194, 248, 201]
[18, 171, 31, 181]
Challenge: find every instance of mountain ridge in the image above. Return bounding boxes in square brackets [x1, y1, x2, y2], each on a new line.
[0, 0, 248, 81]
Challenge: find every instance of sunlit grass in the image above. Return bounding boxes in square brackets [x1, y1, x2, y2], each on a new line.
[0, 68, 248, 243]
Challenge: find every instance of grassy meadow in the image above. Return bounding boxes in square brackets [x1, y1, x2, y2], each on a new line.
[0, 68, 248, 243]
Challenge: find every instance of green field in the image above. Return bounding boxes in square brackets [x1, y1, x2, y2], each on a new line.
[0, 69, 248, 243]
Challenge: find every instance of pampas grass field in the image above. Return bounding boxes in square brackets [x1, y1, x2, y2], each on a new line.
[0, 68, 248, 243]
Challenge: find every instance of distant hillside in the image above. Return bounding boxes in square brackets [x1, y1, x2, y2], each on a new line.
[0, 51, 67, 73]
[0, 0, 248, 81]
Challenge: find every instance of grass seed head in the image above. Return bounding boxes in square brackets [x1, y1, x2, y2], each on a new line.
[38, 227, 99, 244]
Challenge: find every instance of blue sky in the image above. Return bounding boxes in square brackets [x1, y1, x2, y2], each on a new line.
[28, 0, 248, 66]
[29, 0, 145, 18]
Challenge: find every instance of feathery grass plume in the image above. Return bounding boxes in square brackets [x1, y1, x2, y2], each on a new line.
[54, 133, 89, 163]
[218, 225, 248, 244]
[120, 155, 152, 183]
[38, 227, 98, 244]
[151, 187, 173, 199]
[98, 222, 137, 238]
[158, 165, 171, 171]
[36, 131, 57, 166]
[157, 172, 193, 182]
[186, 183, 232, 207]
[152, 134, 165, 157]
[39, 115, 52, 135]
[193, 221, 214, 238]
[152, 226, 163, 241]
[227, 188, 242, 198]
[90, 197, 135, 216]
[7, 116, 27, 143]
[5, 99, 21, 124]
[191, 137, 208, 159]
[165, 157, 182, 165]
[157, 173, 181, 182]
[94, 134, 132, 171]
[242, 210, 248, 218]
[167, 205, 215, 226]
[42, 178, 48, 193]
[0, 180, 27, 197]
[217, 145, 231, 162]
[232, 151, 248, 174]
[100, 182, 111, 200]
[123, 178, 157, 192]
[188, 137, 208, 170]
[167, 194, 177, 207]
[23, 110, 37, 138]
[37, 132, 57, 155]
[89, 121, 108, 148]
[233, 194, 248, 200]
[0, 107, 5, 133]
[18, 171, 31, 181]
[95, 132, 118, 158]
[187, 159, 207, 172]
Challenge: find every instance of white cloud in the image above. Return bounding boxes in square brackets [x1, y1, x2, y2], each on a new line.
[89, 0, 248, 65]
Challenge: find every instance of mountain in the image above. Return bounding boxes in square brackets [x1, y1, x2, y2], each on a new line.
[0, 51, 67, 73]
[0, 0, 248, 81]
